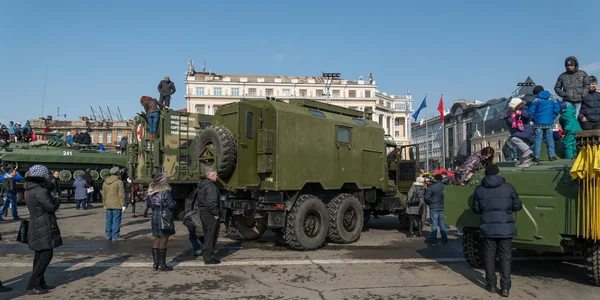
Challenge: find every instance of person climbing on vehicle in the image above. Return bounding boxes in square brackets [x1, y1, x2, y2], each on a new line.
[140, 96, 168, 141]
[503, 98, 534, 168]
[405, 176, 426, 237]
[530, 86, 560, 162]
[179, 209, 205, 256]
[472, 164, 523, 297]
[454, 147, 495, 185]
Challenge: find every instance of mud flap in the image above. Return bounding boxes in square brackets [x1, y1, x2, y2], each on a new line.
[268, 211, 285, 228]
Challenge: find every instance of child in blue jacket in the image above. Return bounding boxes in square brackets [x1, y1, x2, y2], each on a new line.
[529, 87, 560, 162]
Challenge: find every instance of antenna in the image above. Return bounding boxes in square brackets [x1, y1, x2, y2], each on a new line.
[203, 60, 206, 72]
[117, 106, 124, 121]
[98, 106, 106, 120]
[57, 107, 60, 119]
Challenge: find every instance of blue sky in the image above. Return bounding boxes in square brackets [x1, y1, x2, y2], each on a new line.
[0, 0, 598, 124]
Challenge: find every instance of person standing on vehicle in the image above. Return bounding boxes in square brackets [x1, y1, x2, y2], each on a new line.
[101, 167, 126, 241]
[405, 176, 426, 237]
[472, 164, 523, 297]
[147, 172, 176, 271]
[425, 174, 447, 244]
[140, 96, 168, 141]
[24, 164, 62, 295]
[579, 76, 600, 130]
[0, 168, 21, 221]
[196, 169, 221, 264]
[554, 56, 589, 118]
[157, 76, 176, 108]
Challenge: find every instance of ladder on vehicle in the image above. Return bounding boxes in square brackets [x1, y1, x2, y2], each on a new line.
[177, 113, 191, 179]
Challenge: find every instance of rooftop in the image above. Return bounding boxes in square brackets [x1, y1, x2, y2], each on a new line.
[186, 71, 376, 86]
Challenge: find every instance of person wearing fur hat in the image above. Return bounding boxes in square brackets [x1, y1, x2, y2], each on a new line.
[558, 101, 582, 159]
[579, 76, 600, 130]
[139, 96, 167, 141]
[405, 176, 426, 237]
[146, 172, 176, 271]
[530, 88, 561, 162]
[504, 98, 534, 167]
[24, 164, 63, 294]
[554, 56, 589, 118]
[101, 166, 126, 242]
[472, 164, 523, 297]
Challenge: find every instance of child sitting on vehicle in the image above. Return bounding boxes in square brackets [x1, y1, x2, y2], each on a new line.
[503, 98, 534, 168]
[454, 146, 495, 185]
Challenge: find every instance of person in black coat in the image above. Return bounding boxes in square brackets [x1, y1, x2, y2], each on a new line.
[425, 174, 447, 243]
[24, 164, 63, 295]
[472, 164, 523, 297]
[157, 76, 176, 107]
[146, 172, 176, 271]
[196, 169, 221, 264]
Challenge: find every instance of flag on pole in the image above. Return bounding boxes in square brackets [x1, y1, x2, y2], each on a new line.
[438, 95, 444, 122]
[413, 95, 427, 122]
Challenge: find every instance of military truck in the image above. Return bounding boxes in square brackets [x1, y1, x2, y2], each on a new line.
[444, 130, 600, 286]
[128, 98, 417, 250]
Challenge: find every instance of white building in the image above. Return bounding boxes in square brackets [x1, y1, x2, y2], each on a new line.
[184, 61, 412, 145]
[411, 114, 446, 171]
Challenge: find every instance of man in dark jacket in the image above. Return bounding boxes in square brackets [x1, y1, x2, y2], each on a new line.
[579, 76, 600, 130]
[554, 56, 589, 118]
[425, 174, 447, 243]
[82, 169, 94, 207]
[118, 136, 128, 155]
[157, 76, 176, 107]
[24, 164, 62, 294]
[472, 164, 523, 297]
[196, 169, 221, 264]
[0, 168, 21, 221]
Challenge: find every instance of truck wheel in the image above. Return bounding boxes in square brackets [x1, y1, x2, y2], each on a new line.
[327, 193, 363, 244]
[284, 194, 329, 251]
[197, 126, 237, 179]
[585, 241, 600, 286]
[462, 227, 484, 268]
[226, 215, 266, 241]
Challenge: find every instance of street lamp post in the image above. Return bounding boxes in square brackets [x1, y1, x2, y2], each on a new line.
[322, 72, 341, 104]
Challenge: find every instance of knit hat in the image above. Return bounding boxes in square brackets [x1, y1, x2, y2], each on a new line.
[508, 98, 525, 110]
[558, 101, 567, 111]
[485, 164, 500, 176]
[109, 166, 120, 175]
[416, 177, 425, 184]
[153, 172, 168, 183]
[532, 85, 544, 96]
[566, 59, 576, 66]
[28, 164, 49, 177]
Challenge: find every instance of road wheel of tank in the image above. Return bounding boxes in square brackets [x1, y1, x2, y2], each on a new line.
[284, 194, 329, 251]
[585, 240, 600, 286]
[226, 215, 267, 241]
[197, 126, 237, 179]
[1, 161, 18, 172]
[327, 194, 363, 244]
[462, 227, 484, 268]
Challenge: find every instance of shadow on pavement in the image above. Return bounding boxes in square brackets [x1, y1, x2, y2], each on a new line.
[2, 255, 133, 298]
[122, 219, 150, 227]
[122, 228, 153, 239]
[55, 213, 95, 220]
[171, 241, 242, 265]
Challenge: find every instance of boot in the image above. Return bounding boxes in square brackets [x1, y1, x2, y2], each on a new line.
[151, 248, 159, 271]
[158, 248, 173, 271]
[407, 218, 414, 237]
[0, 281, 12, 293]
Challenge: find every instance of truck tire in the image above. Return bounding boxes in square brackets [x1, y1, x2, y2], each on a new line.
[226, 215, 267, 241]
[197, 126, 237, 179]
[284, 194, 329, 251]
[327, 193, 363, 244]
[585, 241, 600, 286]
[462, 227, 484, 268]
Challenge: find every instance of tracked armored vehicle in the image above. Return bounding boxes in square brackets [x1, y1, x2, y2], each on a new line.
[444, 130, 600, 286]
[128, 98, 417, 250]
[0, 134, 127, 201]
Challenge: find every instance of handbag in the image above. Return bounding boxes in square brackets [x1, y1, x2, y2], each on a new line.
[16, 219, 29, 244]
[159, 205, 173, 231]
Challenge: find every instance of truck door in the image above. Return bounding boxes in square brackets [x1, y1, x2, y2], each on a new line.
[335, 125, 352, 181]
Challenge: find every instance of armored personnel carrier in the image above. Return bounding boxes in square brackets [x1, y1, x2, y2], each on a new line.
[0, 133, 127, 201]
[128, 98, 417, 250]
[444, 130, 600, 286]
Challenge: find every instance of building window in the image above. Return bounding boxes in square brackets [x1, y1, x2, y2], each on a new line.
[332, 90, 340, 97]
[195, 105, 205, 114]
[282, 89, 291, 96]
[395, 130, 400, 137]
[97, 132, 104, 143]
[365, 90, 371, 98]
[266, 89, 274, 96]
[213, 105, 220, 115]
[300, 89, 307, 97]
[349, 90, 356, 98]
[196, 87, 204, 96]
[117, 130, 123, 142]
[107, 131, 112, 144]
[249, 88, 257, 96]
[232, 88, 240, 96]
[316, 89, 324, 97]
[214, 87, 222, 96]
[395, 103, 406, 111]
[395, 119, 400, 126]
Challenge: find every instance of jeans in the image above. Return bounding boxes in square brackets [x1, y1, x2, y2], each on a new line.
[484, 238, 513, 290]
[0, 193, 18, 219]
[184, 218, 204, 252]
[533, 127, 555, 158]
[86, 192, 93, 207]
[76, 199, 86, 209]
[147, 111, 160, 134]
[125, 202, 136, 214]
[428, 209, 448, 242]
[105, 209, 122, 239]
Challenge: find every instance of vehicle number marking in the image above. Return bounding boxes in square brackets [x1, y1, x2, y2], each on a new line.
[63, 151, 73, 156]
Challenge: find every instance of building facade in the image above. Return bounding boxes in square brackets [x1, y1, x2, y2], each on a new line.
[29, 116, 133, 152]
[411, 114, 446, 171]
[184, 61, 412, 145]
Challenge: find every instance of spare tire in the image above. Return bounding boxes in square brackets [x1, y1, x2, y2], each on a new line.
[197, 125, 237, 179]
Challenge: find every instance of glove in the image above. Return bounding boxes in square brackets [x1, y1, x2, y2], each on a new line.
[122, 206, 126, 212]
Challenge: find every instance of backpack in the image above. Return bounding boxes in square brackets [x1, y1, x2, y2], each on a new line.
[407, 186, 423, 206]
